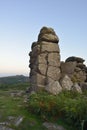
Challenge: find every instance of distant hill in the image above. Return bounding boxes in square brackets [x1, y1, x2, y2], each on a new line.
[0, 75, 29, 85]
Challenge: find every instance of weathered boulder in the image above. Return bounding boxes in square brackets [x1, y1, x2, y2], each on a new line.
[61, 56, 87, 83]
[72, 83, 82, 93]
[38, 27, 59, 43]
[45, 80, 62, 95]
[60, 75, 73, 90]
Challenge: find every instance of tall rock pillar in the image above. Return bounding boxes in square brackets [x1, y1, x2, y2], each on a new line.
[29, 27, 61, 92]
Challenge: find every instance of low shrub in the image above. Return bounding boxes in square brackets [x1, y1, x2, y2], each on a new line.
[27, 91, 87, 129]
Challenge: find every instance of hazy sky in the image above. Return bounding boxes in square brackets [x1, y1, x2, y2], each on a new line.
[0, 0, 87, 77]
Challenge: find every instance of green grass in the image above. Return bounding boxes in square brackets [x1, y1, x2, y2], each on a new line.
[0, 83, 47, 130]
[0, 83, 84, 130]
[27, 91, 87, 130]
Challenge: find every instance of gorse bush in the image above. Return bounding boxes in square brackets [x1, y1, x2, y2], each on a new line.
[63, 96, 87, 128]
[27, 91, 87, 129]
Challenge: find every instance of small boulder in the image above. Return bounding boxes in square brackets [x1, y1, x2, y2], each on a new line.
[60, 75, 73, 90]
[43, 122, 66, 130]
[72, 83, 82, 93]
[45, 81, 62, 95]
[14, 116, 23, 126]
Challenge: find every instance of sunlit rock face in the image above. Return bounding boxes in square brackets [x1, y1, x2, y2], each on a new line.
[29, 27, 61, 93]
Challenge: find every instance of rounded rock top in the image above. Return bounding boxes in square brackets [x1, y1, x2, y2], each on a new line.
[65, 56, 85, 63]
[38, 26, 59, 43]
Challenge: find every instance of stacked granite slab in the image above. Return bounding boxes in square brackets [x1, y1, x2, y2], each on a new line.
[29, 27, 61, 92]
[61, 56, 87, 83]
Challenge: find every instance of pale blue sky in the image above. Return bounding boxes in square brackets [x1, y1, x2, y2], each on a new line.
[0, 0, 87, 77]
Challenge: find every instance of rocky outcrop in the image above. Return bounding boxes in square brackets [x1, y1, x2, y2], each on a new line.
[29, 27, 61, 93]
[29, 27, 87, 94]
[61, 56, 87, 83]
